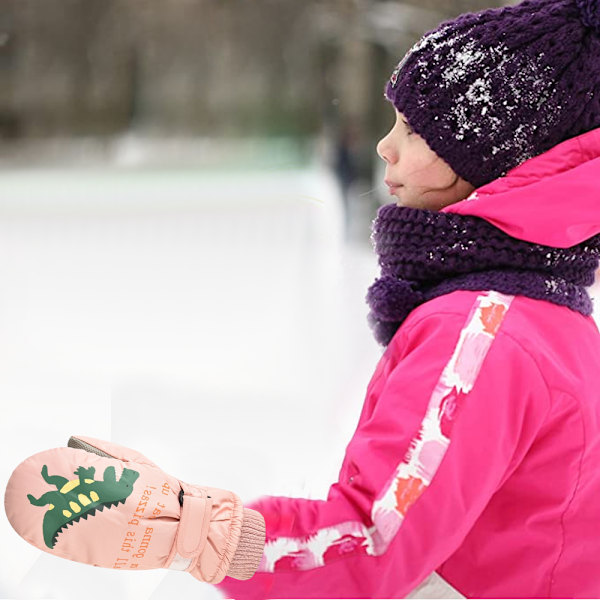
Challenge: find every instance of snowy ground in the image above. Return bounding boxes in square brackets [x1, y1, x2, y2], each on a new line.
[0, 163, 385, 599]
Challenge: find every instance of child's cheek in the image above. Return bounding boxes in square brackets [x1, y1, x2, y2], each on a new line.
[423, 158, 460, 192]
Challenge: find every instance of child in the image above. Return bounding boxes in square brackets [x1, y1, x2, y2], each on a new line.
[6, 0, 600, 597]
[216, 0, 600, 596]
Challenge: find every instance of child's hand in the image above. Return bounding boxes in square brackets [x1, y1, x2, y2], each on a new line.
[5, 434, 265, 584]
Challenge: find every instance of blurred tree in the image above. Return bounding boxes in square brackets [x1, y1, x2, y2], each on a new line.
[0, 0, 507, 144]
[0, 1, 20, 138]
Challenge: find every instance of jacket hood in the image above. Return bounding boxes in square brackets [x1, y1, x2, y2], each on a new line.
[440, 127, 600, 249]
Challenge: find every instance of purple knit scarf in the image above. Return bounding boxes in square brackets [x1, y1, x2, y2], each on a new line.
[366, 203, 600, 347]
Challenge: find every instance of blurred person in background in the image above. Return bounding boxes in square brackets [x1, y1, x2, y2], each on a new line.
[333, 118, 359, 239]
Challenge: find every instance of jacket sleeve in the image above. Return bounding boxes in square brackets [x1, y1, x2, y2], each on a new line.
[215, 293, 552, 599]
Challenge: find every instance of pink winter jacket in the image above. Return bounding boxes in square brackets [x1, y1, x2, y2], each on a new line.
[216, 126, 600, 599]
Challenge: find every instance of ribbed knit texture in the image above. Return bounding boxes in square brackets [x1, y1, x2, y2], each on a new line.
[366, 203, 600, 347]
[226, 508, 266, 581]
[384, 0, 600, 189]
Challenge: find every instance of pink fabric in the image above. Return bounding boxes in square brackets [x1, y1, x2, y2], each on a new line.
[216, 128, 600, 599]
[441, 126, 600, 247]
[4, 435, 261, 584]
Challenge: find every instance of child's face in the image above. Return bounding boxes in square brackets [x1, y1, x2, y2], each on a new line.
[376, 108, 475, 210]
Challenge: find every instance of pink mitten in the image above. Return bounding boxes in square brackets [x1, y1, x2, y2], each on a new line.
[4, 435, 266, 583]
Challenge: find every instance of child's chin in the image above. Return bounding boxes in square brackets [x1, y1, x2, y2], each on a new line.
[394, 195, 413, 207]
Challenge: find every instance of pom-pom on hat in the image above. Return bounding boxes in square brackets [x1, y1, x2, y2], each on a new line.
[384, 0, 600, 189]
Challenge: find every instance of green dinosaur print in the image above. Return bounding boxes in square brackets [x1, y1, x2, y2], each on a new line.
[27, 463, 139, 549]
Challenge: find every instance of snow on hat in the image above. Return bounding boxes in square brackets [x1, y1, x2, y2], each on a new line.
[384, 0, 600, 189]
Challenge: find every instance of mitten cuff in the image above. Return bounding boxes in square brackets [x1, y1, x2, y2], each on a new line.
[226, 508, 266, 580]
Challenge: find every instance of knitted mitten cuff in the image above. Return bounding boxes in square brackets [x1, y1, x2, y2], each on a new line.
[226, 508, 266, 580]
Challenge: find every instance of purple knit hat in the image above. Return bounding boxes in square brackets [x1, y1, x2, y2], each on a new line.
[384, 0, 600, 189]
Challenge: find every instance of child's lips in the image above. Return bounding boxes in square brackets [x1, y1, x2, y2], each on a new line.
[385, 180, 404, 195]
[385, 179, 403, 189]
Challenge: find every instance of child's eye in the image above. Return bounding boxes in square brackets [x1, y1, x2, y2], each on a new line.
[402, 119, 414, 135]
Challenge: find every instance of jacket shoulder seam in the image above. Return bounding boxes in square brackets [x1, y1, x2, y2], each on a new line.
[402, 307, 554, 415]
[545, 387, 586, 597]
[497, 332, 582, 599]
[495, 329, 553, 416]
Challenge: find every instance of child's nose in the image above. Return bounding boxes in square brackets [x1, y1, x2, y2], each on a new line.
[376, 133, 395, 164]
